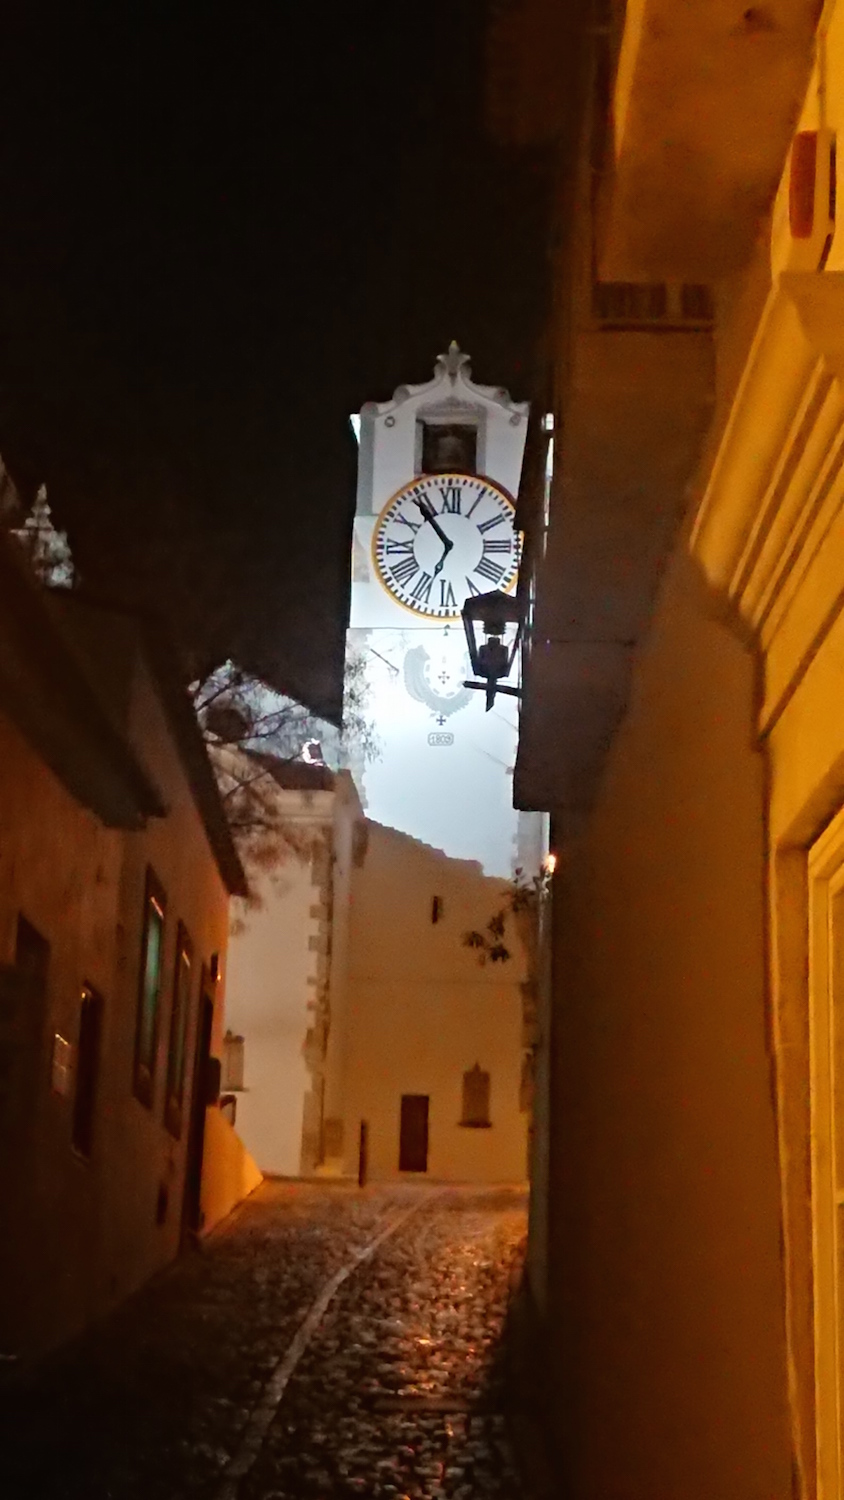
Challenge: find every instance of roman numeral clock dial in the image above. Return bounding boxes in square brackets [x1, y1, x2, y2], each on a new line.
[372, 473, 520, 619]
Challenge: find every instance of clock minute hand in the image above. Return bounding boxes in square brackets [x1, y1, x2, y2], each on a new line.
[413, 496, 453, 554]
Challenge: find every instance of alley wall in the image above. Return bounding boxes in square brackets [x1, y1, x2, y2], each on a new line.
[547, 535, 792, 1498]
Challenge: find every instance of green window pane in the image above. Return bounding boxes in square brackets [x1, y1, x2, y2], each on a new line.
[138, 902, 163, 1071]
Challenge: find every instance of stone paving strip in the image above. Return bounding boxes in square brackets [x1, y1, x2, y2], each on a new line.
[215, 1193, 437, 1500]
[0, 1182, 529, 1499]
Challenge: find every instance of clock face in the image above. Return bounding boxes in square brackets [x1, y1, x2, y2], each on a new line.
[372, 472, 519, 619]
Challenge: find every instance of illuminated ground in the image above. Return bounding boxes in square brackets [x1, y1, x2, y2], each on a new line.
[0, 1182, 530, 1498]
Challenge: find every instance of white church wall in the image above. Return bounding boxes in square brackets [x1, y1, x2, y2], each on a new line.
[224, 791, 334, 1177]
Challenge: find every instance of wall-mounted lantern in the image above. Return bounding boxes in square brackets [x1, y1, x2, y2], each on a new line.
[461, 589, 524, 711]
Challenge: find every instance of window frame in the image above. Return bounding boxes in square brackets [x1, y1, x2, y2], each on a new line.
[164, 922, 194, 1139]
[133, 867, 166, 1108]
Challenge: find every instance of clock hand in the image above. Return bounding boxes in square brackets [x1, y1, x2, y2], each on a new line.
[432, 551, 449, 579]
[413, 496, 453, 553]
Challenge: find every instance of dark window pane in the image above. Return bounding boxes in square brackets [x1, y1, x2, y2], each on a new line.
[72, 986, 103, 1157]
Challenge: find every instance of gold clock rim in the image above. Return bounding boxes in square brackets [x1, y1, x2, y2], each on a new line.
[370, 471, 519, 621]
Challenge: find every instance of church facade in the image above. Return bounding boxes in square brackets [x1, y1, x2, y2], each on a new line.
[309, 345, 542, 1183]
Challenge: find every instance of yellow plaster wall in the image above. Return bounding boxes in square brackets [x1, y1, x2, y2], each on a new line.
[342, 823, 528, 1184]
[534, 2, 844, 1493]
[684, 21, 844, 1480]
[546, 541, 793, 1498]
[603, 0, 817, 279]
[0, 648, 251, 1357]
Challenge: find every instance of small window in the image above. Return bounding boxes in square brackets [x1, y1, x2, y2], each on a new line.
[133, 868, 166, 1107]
[72, 985, 104, 1157]
[421, 422, 477, 475]
[431, 895, 444, 925]
[460, 1064, 491, 1128]
[164, 923, 193, 1138]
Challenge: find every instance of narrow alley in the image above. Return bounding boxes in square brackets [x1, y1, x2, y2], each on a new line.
[0, 1184, 531, 1500]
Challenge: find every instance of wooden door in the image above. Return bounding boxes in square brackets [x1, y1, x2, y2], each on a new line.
[358, 1120, 369, 1187]
[399, 1094, 429, 1173]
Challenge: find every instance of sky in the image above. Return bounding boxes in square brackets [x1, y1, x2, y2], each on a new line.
[0, 3, 554, 720]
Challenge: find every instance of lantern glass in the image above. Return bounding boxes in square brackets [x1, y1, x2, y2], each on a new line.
[461, 589, 524, 710]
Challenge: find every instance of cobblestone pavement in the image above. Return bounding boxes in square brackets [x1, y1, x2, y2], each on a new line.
[0, 1182, 530, 1499]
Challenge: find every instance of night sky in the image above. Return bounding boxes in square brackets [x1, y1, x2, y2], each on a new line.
[0, 3, 554, 719]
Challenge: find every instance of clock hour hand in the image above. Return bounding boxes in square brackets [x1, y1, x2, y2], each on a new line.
[413, 496, 453, 555]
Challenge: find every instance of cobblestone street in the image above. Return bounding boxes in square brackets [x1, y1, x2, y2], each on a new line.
[0, 1183, 530, 1499]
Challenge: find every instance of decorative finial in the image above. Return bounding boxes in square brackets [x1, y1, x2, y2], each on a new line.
[436, 340, 471, 383]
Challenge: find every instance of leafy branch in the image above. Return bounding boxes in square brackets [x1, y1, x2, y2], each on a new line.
[461, 865, 552, 966]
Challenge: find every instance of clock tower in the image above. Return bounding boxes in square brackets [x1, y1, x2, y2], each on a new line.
[347, 343, 541, 877]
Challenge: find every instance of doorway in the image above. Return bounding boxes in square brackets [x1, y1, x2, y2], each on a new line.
[399, 1094, 429, 1172]
[182, 984, 214, 1243]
